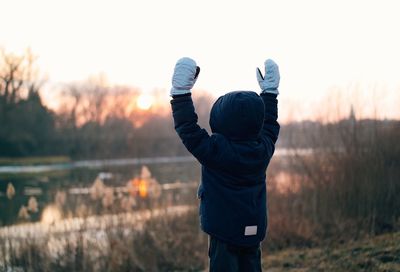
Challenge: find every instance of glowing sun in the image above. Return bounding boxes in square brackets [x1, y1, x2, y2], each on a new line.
[136, 94, 154, 110]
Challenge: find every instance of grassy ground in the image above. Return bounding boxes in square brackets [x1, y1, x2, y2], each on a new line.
[262, 231, 400, 272]
[0, 156, 70, 166]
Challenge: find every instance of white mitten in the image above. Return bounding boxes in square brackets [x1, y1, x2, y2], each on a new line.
[171, 57, 200, 96]
[256, 59, 280, 95]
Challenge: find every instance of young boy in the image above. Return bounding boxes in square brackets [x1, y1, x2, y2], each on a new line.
[170, 58, 280, 271]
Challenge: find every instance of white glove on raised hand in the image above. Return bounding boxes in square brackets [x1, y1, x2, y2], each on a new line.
[171, 57, 200, 96]
[256, 59, 280, 95]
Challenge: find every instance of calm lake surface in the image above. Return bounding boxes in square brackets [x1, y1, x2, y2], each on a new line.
[0, 159, 201, 227]
[0, 149, 304, 227]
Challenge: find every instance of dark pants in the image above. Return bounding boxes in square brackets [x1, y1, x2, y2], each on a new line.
[208, 236, 262, 272]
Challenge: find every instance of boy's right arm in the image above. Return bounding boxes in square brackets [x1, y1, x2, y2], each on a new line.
[171, 93, 214, 164]
[257, 59, 280, 154]
[170, 57, 221, 166]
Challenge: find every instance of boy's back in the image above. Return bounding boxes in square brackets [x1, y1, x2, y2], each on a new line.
[170, 58, 280, 271]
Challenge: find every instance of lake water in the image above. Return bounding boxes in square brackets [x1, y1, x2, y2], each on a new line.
[0, 159, 201, 227]
[0, 152, 307, 272]
[0, 149, 304, 228]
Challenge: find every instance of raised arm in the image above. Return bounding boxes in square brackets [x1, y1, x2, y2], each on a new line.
[170, 58, 216, 165]
[256, 59, 280, 147]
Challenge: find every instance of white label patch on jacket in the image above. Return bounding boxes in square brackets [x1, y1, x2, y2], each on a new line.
[244, 225, 257, 236]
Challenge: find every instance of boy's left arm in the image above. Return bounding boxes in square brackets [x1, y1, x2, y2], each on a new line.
[257, 59, 281, 157]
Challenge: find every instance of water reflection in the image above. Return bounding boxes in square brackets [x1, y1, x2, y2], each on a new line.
[0, 156, 307, 270]
[1, 163, 199, 227]
[272, 172, 302, 193]
[127, 166, 161, 198]
[1, 157, 301, 229]
[6, 183, 15, 199]
[27, 196, 39, 213]
[41, 205, 62, 225]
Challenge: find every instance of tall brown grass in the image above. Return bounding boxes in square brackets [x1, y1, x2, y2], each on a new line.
[265, 118, 400, 251]
[0, 210, 207, 271]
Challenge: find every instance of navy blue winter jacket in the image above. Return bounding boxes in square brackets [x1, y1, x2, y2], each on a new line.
[171, 91, 279, 246]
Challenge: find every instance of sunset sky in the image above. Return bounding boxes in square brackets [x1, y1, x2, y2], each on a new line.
[1, 0, 399, 121]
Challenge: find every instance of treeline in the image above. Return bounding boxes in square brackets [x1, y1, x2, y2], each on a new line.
[1, 50, 399, 159]
[0, 50, 214, 159]
[0, 50, 56, 156]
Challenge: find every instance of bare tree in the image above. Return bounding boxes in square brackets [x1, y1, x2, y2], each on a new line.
[0, 49, 43, 107]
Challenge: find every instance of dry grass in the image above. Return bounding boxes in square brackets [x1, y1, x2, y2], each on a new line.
[263, 231, 400, 271]
[1, 118, 399, 271]
[263, 119, 400, 252]
[0, 210, 208, 272]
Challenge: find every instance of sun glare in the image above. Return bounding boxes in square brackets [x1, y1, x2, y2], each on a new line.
[137, 94, 154, 110]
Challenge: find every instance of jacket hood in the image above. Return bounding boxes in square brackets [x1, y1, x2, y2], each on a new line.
[209, 91, 265, 140]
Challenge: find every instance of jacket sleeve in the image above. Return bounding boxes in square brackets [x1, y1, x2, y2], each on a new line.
[260, 93, 280, 156]
[170, 93, 220, 166]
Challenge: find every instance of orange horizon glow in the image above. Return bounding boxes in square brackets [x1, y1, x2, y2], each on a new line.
[2, 0, 400, 124]
[41, 85, 399, 126]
